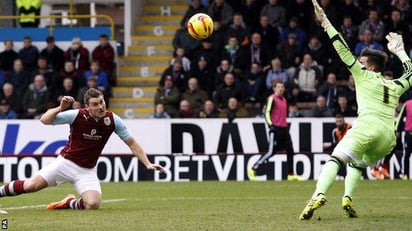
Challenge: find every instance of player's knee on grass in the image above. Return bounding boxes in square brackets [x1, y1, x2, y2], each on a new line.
[83, 198, 101, 209]
[81, 190, 102, 209]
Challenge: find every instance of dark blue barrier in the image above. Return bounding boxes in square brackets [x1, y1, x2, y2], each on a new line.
[0, 28, 49, 41]
[53, 26, 111, 41]
[0, 26, 111, 41]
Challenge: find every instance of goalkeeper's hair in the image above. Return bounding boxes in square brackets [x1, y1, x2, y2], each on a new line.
[360, 48, 388, 72]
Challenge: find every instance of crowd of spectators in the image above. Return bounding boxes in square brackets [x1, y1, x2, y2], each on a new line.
[154, 0, 412, 120]
[0, 34, 115, 119]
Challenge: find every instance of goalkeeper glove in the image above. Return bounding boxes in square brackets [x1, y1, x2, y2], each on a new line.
[311, 0, 331, 30]
[386, 32, 409, 62]
[386, 32, 405, 55]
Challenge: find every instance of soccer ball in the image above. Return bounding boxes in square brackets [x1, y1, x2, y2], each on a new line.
[187, 13, 214, 40]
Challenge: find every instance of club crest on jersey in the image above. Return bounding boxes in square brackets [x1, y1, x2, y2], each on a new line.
[103, 117, 111, 126]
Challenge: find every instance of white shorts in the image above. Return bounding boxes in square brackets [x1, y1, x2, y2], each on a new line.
[37, 155, 102, 195]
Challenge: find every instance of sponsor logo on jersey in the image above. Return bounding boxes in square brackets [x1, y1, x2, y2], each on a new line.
[83, 129, 102, 140]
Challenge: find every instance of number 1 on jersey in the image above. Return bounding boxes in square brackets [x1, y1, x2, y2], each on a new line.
[383, 85, 389, 104]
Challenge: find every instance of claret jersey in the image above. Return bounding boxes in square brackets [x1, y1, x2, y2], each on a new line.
[52, 108, 131, 168]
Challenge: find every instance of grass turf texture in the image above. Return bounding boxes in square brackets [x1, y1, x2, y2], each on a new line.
[0, 180, 411, 230]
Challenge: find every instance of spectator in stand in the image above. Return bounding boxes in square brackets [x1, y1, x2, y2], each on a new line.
[303, 35, 329, 72]
[40, 36, 65, 72]
[240, 62, 265, 103]
[150, 103, 171, 119]
[288, 103, 304, 118]
[253, 15, 279, 59]
[53, 77, 78, 107]
[238, 33, 269, 73]
[244, 96, 262, 117]
[64, 37, 90, 75]
[22, 74, 51, 119]
[359, 7, 385, 43]
[225, 13, 250, 47]
[5, 59, 30, 96]
[279, 17, 307, 47]
[0, 98, 17, 119]
[177, 99, 195, 118]
[0, 39, 18, 75]
[172, 19, 202, 60]
[207, 0, 234, 28]
[214, 58, 234, 90]
[189, 56, 214, 96]
[180, 0, 206, 28]
[319, 0, 339, 28]
[238, 0, 263, 30]
[284, 0, 312, 32]
[221, 37, 241, 72]
[31, 56, 59, 97]
[76, 76, 98, 106]
[192, 38, 218, 73]
[92, 34, 115, 85]
[265, 58, 290, 90]
[160, 60, 188, 92]
[293, 53, 323, 102]
[260, 0, 286, 30]
[393, 0, 412, 25]
[338, 0, 362, 25]
[171, 47, 191, 73]
[1, 83, 23, 117]
[384, 8, 410, 48]
[339, 15, 359, 51]
[198, 99, 219, 118]
[214, 72, 243, 111]
[83, 61, 109, 96]
[276, 33, 302, 77]
[354, 29, 384, 56]
[181, 77, 209, 114]
[18, 36, 39, 73]
[317, 72, 341, 111]
[309, 95, 333, 117]
[154, 75, 181, 117]
[219, 97, 249, 121]
[334, 94, 357, 117]
[59, 60, 83, 93]
[209, 21, 226, 56]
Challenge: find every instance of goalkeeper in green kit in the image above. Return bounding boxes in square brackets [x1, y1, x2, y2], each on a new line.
[300, 0, 412, 220]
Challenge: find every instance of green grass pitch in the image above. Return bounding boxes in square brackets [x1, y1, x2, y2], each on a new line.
[0, 180, 411, 230]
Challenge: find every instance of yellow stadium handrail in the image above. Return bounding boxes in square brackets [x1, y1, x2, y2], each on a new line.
[0, 14, 115, 40]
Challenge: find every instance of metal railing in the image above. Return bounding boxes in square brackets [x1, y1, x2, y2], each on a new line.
[0, 14, 115, 40]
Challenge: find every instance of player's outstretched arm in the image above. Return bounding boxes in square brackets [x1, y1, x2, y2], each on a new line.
[126, 137, 165, 172]
[311, 0, 356, 68]
[40, 96, 74, 124]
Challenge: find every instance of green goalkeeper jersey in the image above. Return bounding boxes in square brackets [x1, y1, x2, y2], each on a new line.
[326, 27, 412, 130]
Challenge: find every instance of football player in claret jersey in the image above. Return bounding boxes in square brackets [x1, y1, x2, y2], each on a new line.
[300, 0, 412, 220]
[0, 88, 165, 210]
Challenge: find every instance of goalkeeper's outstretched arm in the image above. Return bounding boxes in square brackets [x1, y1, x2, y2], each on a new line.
[386, 32, 412, 92]
[311, 0, 357, 68]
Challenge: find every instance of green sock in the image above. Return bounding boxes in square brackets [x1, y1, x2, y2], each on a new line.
[312, 161, 340, 198]
[344, 165, 362, 198]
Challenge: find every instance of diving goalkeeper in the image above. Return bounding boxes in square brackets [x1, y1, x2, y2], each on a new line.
[300, 0, 412, 220]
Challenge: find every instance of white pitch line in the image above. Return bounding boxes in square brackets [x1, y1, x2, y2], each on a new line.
[2, 198, 126, 210]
